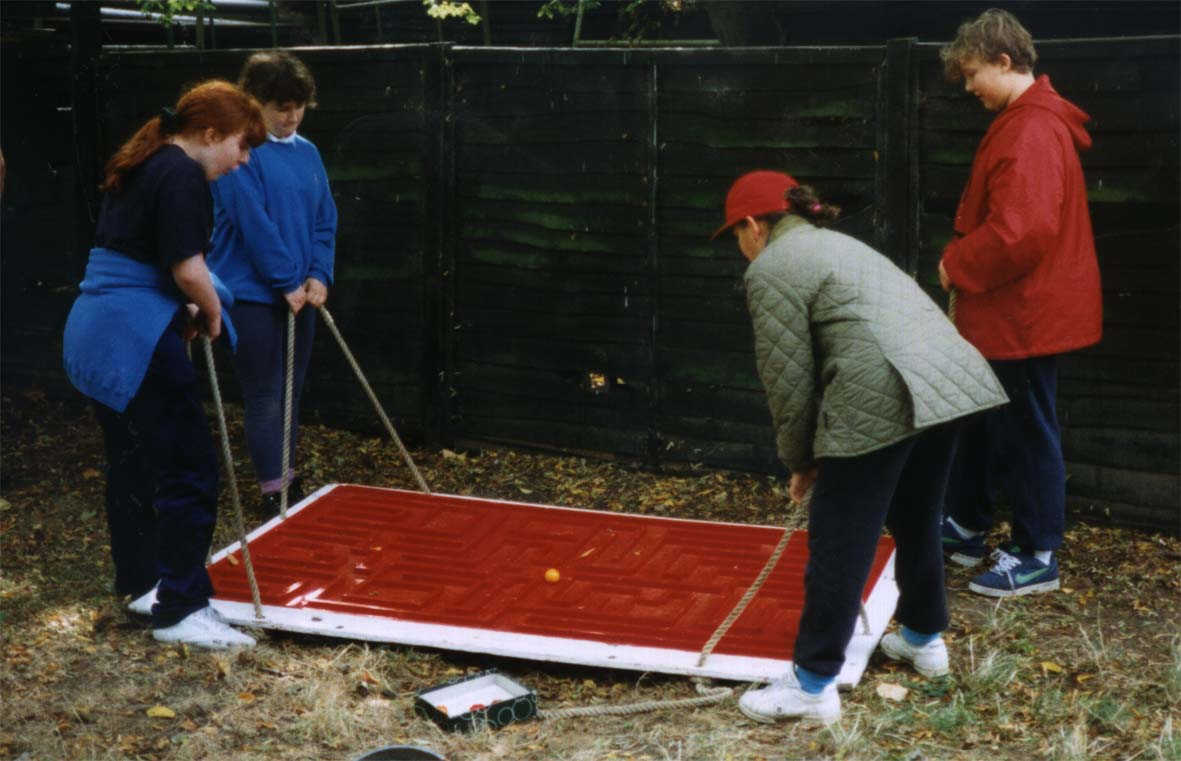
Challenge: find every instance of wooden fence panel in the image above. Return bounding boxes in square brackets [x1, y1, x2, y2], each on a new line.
[654, 47, 885, 470]
[0, 44, 78, 396]
[447, 49, 655, 457]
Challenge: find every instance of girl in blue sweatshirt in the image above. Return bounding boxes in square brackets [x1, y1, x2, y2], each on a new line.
[209, 51, 338, 513]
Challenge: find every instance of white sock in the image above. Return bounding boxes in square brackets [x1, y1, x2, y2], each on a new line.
[948, 517, 981, 539]
[1034, 550, 1052, 564]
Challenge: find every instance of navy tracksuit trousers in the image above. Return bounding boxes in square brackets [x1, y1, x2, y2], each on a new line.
[945, 356, 1065, 552]
[93, 329, 218, 628]
[229, 300, 316, 493]
[793, 422, 958, 678]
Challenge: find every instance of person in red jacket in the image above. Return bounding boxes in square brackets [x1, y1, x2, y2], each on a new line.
[937, 9, 1102, 597]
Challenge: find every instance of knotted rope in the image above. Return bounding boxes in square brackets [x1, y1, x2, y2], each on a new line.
[202, 336, 265, 620]
[317, 305, 430, 494]
[537, 679, 733, 720]
[696, 490, 808, 668]
[696, 486, 871, 671]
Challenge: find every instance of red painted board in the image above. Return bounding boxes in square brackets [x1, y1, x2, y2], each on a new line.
[209, 485, 894, 661]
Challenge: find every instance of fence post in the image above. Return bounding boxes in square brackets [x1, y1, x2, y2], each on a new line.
[424, 43, 455, 447]
[875, 37, 919, 274]
[644, 58, 663, 469]
[70, 1, 101, 269]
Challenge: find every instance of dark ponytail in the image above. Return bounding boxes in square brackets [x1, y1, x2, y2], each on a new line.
[787, 185, 840, 227]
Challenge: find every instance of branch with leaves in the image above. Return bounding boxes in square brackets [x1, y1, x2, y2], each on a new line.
[423, 0, 482, 25]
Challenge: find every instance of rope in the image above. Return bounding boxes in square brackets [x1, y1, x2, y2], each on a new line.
[695, 487, 871, 668]
[202, 337, 265, 620]
[279, 309, 295, 518]
[317, 305, 431, 494]
[948, 287, 958, 324]
[537, 680, 732, 720]
[696, 505, 798, 668]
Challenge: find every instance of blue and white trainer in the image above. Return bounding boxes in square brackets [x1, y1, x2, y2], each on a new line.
[968, 550, 1059, 597]
[941, 517, 989, 567]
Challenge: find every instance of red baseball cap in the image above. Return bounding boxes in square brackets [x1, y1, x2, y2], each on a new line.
[711, 170, 800, 239]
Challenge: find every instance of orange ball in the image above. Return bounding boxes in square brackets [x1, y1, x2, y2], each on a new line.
[544, 568, 560, 583]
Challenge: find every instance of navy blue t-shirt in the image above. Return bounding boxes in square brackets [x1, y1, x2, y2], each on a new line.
[93, 144, 212, 269]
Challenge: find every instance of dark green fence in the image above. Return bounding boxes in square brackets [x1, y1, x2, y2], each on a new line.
[3, 37, 1177, 531]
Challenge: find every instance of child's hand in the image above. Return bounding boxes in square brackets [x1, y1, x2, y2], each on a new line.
[284, 286, 308, 314]
[938, 261, 952, 292]
[179, 303, 201, 341]
[304, 277, 328, 308]
[201, 309, 222, 340]
[789, 467, 818, 505]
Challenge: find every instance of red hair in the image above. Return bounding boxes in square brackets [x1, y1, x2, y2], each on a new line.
[101, 80, 266, 193]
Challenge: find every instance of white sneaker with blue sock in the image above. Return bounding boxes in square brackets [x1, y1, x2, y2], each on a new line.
[879, 627, 949, 678]
[738, 665, 840, 725]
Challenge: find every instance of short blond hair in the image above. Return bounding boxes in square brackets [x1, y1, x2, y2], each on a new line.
[940, 8, 1037, 82]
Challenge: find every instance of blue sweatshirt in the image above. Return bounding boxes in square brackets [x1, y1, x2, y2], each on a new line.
[63, 249, 237, 412]
[209, 133, 337, 304]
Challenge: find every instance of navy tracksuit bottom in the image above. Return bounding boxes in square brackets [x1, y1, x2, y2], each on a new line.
[793, 422, 958, 678]
[228, 300, 316, 493]
[945, 356, 1065, 552]
[93, 329, 218, 628]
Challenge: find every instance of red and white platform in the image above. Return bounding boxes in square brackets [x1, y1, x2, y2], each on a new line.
[171, 484, 898, 685]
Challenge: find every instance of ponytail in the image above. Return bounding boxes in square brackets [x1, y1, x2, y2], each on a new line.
[101, 80, 265, 193]
[787, 185, 840, 227]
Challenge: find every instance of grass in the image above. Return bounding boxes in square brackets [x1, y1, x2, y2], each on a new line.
[1, 390, 1179, 760]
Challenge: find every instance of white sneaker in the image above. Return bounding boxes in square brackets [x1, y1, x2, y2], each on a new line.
[152, 605, 256, 650]
[127, 584, 158, 616]
[879, 631, 949, 678]
[738, 670, 840, 726]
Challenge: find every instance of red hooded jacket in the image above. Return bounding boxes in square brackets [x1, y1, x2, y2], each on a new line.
[941, 75, 1102, 359]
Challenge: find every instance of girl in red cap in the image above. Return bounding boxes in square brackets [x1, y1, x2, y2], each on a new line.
[717, 170, 1007, 724]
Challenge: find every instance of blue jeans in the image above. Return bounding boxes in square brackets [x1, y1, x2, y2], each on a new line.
[946, 356, 1065, 552]
[93, 329, 218, 628]
[229, 301, 316, 493]
[793, 423, 958, 678]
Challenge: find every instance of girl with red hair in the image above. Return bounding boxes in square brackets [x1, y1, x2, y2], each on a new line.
[64, 80, 266, 649]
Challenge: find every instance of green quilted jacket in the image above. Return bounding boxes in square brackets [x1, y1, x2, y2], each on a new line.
[745, 215, 1008, 472]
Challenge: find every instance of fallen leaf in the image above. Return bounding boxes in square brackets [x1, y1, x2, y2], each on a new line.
[1041, 661, 1064, 675]
[876, 682, 908, 701]
[238, 692, 255, 703]
[82, 468, 101, 480]
[146, 705, 176, 719]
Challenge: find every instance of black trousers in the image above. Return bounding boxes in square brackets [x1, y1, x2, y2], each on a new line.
[793, 422, 958, 678]
[93, 329, 219, 628]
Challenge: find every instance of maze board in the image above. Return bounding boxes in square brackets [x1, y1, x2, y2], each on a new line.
[193, 484, 898, 684]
